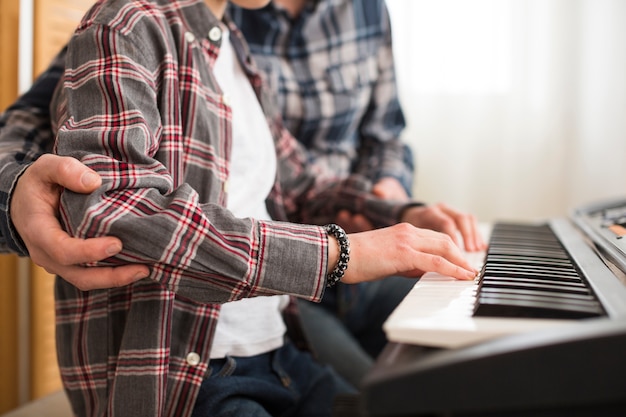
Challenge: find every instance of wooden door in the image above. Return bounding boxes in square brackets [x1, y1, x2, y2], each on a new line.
[0, 0, 19, 111]
[0, 2, 95, 412]
[0, 0, 21, 412]
[33, 0, 94, 77]
[29, 0, 95, 401]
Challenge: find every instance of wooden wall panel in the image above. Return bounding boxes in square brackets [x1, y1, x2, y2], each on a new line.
[0, 0, 21, 412]
[0, 0, 19, 111]
[33, 0, 94, 78]
[29, 0, 94, 402]
[0, 255, 19, 414]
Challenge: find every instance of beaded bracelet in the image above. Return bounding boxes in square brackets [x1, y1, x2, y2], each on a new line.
[324, 223, 350, 287]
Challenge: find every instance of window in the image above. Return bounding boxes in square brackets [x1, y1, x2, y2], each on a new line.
[387, 0, 514, 94]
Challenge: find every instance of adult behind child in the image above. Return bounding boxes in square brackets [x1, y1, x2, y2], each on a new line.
[0, 0, 483, 415]
[1, 0, 485, 396]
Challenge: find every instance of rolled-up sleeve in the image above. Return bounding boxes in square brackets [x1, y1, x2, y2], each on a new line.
[54, 21, 328, 305]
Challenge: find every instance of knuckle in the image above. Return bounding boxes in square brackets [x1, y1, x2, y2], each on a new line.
[393, 223, 415, 245]
[35, 153, 53, 168]
[114, 275, 130, 288]
[56, 157, 76, 178]
[440, 237, 455, 252]
[430, 255, 444, 268]
[396, 222, 414, 235]
[440, 217, 456, 230]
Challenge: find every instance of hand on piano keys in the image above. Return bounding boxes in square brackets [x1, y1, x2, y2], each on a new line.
[336, 203, 488, 285]
[400, 202, 488, 253]
[383, 220, 614, 349]
[339, 223, 480, 285]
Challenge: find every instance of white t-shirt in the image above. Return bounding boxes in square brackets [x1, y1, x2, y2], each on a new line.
[210, 28, 289, 359]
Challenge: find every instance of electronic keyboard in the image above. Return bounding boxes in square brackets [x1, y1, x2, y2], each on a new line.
[361, 197, 626, 417]
[382, 200, 626, 349]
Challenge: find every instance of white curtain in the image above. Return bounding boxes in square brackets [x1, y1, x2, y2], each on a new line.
[386, 0, 626, 223]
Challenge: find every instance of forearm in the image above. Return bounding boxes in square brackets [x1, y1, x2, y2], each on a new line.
[59, 182, 327, 303]
[0, 48, 66, 254]
[268, 131, 415, 229]
[358, 136, 414, 195]
[0, 163, 30, 254]
[0, 87, 63, 253]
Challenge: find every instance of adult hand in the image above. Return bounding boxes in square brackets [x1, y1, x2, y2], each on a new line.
[401, 202, 487, 252]
[335, 210, 374, 233]
[371, 177, 409, 201]
[11, 154, 150, 290]
[334, 177, 409, 233]
[329, 223, 479, 284]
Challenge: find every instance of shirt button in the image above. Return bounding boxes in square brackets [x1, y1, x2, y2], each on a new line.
[185, 32, 196, 43]
[222, 94, 231, 106]
[208, 26, 222, 42]
[186, 352, 201, 366]
[223, 180, 229, 193]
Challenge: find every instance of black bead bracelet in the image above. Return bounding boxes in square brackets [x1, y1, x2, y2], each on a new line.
[324, 223, 350, 287]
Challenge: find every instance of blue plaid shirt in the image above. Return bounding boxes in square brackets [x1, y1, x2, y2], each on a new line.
[229, 0, 414, 194]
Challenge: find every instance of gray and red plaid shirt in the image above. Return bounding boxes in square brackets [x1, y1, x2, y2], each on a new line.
[27, 0, 412, 416]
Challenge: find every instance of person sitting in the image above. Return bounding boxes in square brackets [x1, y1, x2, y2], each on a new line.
[0, 0, 483, 415]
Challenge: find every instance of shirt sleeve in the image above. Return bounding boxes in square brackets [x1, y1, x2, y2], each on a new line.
[355, 1, 415, 195]
[0, 49, 66, 254]
[53, 23, 328, 305]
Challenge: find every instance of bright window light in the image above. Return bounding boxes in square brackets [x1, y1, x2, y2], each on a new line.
[387, 0, 514, 94]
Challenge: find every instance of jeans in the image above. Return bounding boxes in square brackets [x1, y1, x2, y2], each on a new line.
[297, 276, 415, 389]
[191, 342, 355, 417]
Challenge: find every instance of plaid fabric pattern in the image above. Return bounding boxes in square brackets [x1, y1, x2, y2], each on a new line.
[1, 1, 412, 416]
[229, 0, 414, 193]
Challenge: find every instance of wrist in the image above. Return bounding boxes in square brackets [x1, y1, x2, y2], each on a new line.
[4, 163, 33, 255]
[324, 224, 350, 287]
[399, 202, 426, 223]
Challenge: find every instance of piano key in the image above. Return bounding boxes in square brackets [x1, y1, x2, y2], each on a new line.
[480, 277, 590, 294]
[475, 293, 605, 319]
[487, 247, 569, 259]
[484, 265, 581, 278]
[484, 262, 578, 272]
[488, 239, 564, 249]
[478, 287, 598, 302]
[480, 276, 588, 290]
[486, 254, 573, 266]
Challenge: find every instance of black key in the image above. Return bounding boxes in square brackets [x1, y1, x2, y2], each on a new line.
[475, 293, 604, 319]
[473, 222, 606, 319]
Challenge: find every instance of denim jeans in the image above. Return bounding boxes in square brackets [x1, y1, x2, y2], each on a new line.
[296, 276, 415, 389]
[191, 342, 355, 417]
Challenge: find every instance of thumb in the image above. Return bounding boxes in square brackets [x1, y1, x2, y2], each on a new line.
[36, 154, 102, 193]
